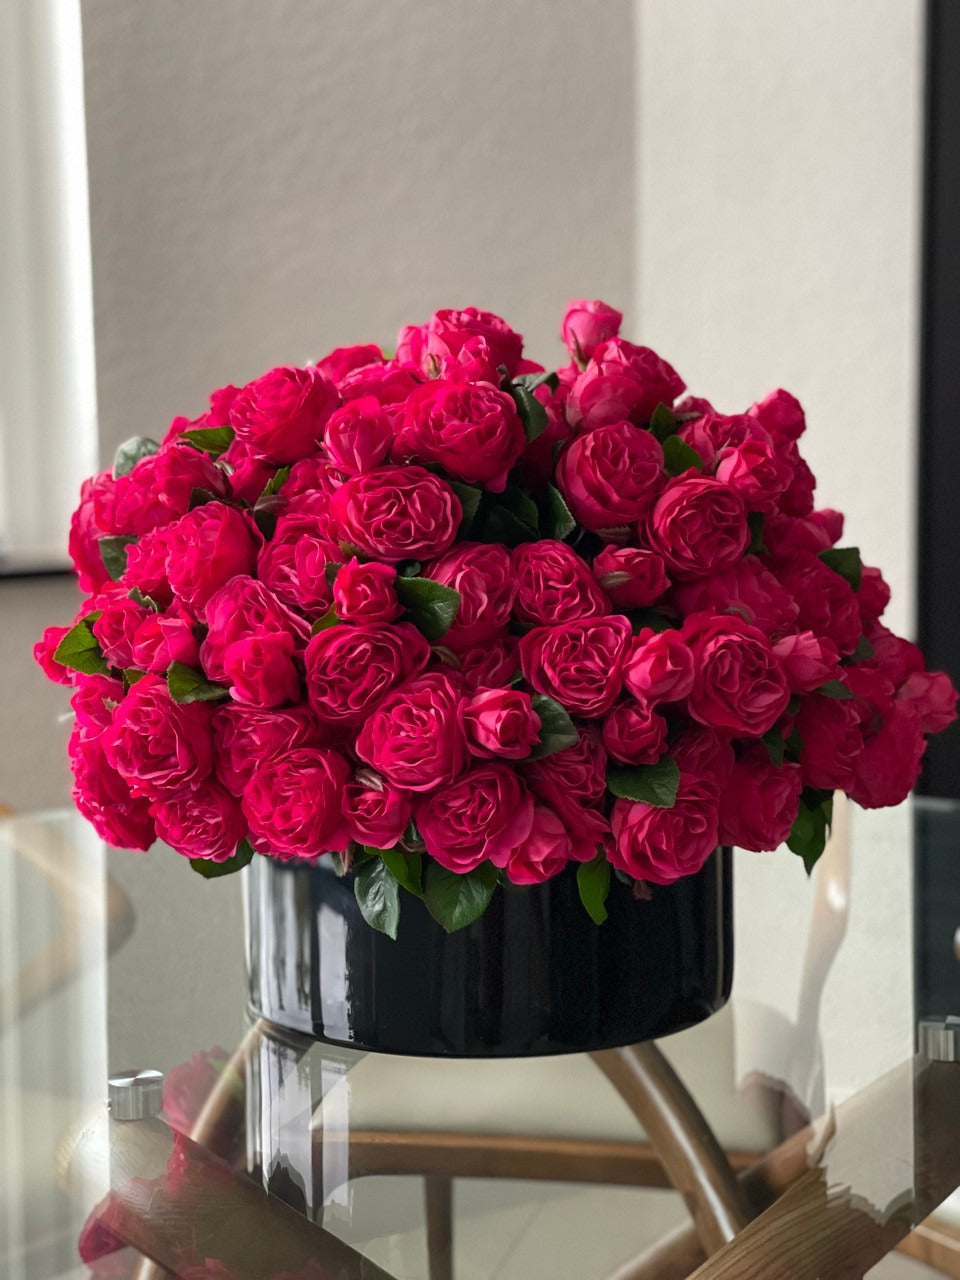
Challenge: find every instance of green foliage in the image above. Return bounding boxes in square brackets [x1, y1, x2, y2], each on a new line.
[577, 855, 611, 925]
[190, 838, 256, 879]
[53, 613, 108, 676]
[423, 860, 498, 933]
[166, 661, 230, 704]
[113, 436, 159, 478]
[353, 856, 401, 938]
[606, 757, 680, 808]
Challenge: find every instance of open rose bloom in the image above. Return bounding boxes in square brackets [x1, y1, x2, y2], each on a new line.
[39, 302, 958, 934]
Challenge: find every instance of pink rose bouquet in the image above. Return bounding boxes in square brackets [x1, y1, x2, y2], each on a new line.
[39, 302, 957, 934]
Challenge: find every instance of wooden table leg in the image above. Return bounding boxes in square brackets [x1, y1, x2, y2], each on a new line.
[591, 1042, 753, 1256]
[424, 1173, 454, 1280]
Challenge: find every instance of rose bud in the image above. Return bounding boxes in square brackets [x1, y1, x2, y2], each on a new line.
[461, 688, 542, 760]
[568, 338, 685, 431]
[747, 388, 806, 443]
[592, 546, 670, 610]
[223, 630, 301, 708]
[561, 299, 623, 366]
[491, 802, 573, 885]
[333, 558, 401, 624]
[772, 631, 841, 694]
[342, 775, 412, 849]
[602, 701, 668, 766]
[623, 629, 695, 704]
[323, 396, 393, 472]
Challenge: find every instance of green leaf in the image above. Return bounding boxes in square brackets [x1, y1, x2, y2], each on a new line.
[166, 660, 230, 704]
[190, 838, 256, 879]
[113, 436, 159, 478]
[514, 370, 559, 394]
[311, 606, 340, 634]
[423, 860, 498, 933]
[180, 425, 235, 456]
[528, 694, 579, 759]
[481, 503, 539, 547]
[545, 484, 576, 541]
[648, 403, 680, 442]
[661, 435, 703, 477]
[253, 505, 280, 540]
[449, 481, 483, 533]
[508, 382, 549, 443]
[606, 757, 680, 808]
[381, 847, 423, 897]
[818, 546, 863, 591]
[324, 561, 345, 589]
[99, 535, 138, 582]
[848, 634, 875, 663]
[817, 679, 854, 700]
[395, 576, 461, 641]
[761, 727, 786, 767]
[122, 668, 148, 691]
[188, 487, 225, 511]
[785, 728, 804, 758]
[747, 511, 766, 555]
[53, 613, 108, 676]
[787, 799, 829, 875]
[577, 856, 611, 925]
[398, 560, 422, 578]
[258, 466, 291, 501]
[353, 856, 401, 939]
[128, 586, 160, 611]
[628, 610, 674, 635]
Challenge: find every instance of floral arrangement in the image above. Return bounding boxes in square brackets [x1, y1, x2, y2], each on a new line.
[36, 301, 957, 935]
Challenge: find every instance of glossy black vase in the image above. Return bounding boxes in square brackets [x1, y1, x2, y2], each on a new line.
[244, 849, 733, 1057]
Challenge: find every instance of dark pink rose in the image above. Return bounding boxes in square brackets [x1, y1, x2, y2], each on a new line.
[602, 700, 668, 765]
[230, 365, 339, 463]
[257, 510, 340, 615]
[130, 606, 201, 675]
[714, 439, 790, 511]
[522, 730, 608, 808]
[242, 747, 351, 858]
[747, 388, 806, 442]
[304, 622, 429, 724]
[162, 383, 240, 446]
[69, 730, 156, 850]
[772, 631, 841, 693]
[423, 542, 515, 651]
[122, 525, 174, 605]
[223, 631, 300, 707]
[152, 778, 247, 861]
[338, 362, 422, 406]
[843, 664, 895, 722]
[71, 674, 125, 738]
[69, 471, 116, 592]
[513, 540, 608, 626]
[779, 556, 861, 656]
[682, 613, 790, 737]
[457, 636, 521, 694]
[865, 624, 924, 687]
[342, 773, 412, 848]
[777, 442, 816, 516]
[671, 726, 736, 794]
[421, 308, 525, 380]
[568, 338, 685, 430]
[115, 445, 229, 534]
[795, 694, 864, 791]
[561, 298, 623, 365]
[611, 776, 720, 884]
[623, 628, 695, 703]
[92, 598, 150, 670]
[221, 437, 281, 505]
[646, 476, 750, 580]
[556, 421, 663, 531]
[763, 510, 840, 563]
[34, 626, 72, 685]
[896, 669, 958, 733]
[677, 413, 761, 471]
[102, 674, 214, 798]
[317, 344, 384, 384]
[355, 672, 467, 792]
[592, 546, 670, 610]
[671, 557, 798, 637]
[718, 747, 802, 850]
[329, 466, 461, 563]
[848, 701, 926, 809]
[396, 379, 525, 492]
[519, 616, 631, 716]
[162, 1046, 230, 1133]
[281, 454, 344, 501]
[858, 566, 891, 624]
[460, 688, 541, 759]
[416, 763, 534, 872]
[164, 504, 263, 612]
[323, 396, 393, 473]
[200, 577, 311, 683]
[492, 802, 572, 885]
[213, 704, 321, 795]
[333, 558, 401, 624]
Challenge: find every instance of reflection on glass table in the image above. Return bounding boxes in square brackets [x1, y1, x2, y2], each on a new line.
[1, 806, 958, 1279]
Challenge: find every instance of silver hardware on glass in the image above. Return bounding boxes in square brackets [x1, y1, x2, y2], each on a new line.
[108, 1068, 164, 1120]
[918, 1016, 960, 1063]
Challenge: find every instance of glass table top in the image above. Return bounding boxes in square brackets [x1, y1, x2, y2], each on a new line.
[1, 804, 958, 1279]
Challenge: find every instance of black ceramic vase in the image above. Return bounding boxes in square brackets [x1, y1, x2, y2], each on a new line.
[244, 848, 733, 1057]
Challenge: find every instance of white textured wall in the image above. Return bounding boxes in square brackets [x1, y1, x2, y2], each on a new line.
[636, 0, 925, 1102]
[81, 0, 637, 457]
